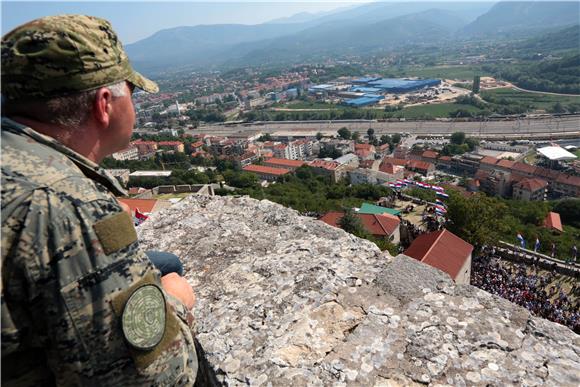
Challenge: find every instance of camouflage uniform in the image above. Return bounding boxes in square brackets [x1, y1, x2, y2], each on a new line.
[1, 15, 197, 386]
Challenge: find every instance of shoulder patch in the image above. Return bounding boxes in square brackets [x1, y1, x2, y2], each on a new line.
[111, 272, 182, 370]
[122, 284, 166, 350]
[93, 212, 137, 255]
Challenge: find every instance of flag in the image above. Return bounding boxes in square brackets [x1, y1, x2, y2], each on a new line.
[436, 199, 446, 207]
[534, 238, 540, 252]
[435, 205, 447, 213]
[516, 233, 526, 248]
[135, 208, 149, 225]
[436, 192, 449, 198]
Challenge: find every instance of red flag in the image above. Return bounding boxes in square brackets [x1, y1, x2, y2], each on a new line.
[135, 208, 149, 225]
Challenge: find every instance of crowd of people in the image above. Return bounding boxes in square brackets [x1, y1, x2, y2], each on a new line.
[471, 253, 580, 333]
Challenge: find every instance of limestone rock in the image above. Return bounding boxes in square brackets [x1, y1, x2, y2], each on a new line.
[138, 195, 579, 386]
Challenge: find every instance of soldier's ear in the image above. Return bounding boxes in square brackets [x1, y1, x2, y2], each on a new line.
[92, 87, 114, 128]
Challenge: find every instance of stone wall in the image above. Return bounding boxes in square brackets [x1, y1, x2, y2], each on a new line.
[138, 195, 579, 386]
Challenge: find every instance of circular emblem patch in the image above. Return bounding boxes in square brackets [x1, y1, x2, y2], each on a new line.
[122, 284, 166, 350]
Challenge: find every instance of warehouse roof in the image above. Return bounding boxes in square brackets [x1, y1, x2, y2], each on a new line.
[344, 97, 381, 106]
[537, 146, 577, 161]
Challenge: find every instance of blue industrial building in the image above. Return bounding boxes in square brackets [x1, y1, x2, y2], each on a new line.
[344, 94, 384, 107]
[352, 77, 382, 84]
[350, 86, 382, 93]
[366, 78, 441, 92]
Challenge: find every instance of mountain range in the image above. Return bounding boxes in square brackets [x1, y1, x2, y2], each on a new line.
[126, 1, 580, 73]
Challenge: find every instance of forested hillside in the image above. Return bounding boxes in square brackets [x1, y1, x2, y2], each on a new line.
[485, 54, 580, 94]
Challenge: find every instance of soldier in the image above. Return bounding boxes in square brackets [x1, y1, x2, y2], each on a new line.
[1, 15, 198, 385]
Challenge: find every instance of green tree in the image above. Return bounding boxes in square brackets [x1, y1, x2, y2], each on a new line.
[391, 133, 401, 145]
[352, 132, 360, 142]
[316, 132, 323, 140]
[465, 137, 479, 151]
[550, 102, 566, 113]
[553, 199, 580, 228]
[337, 127, 351, 140]
[450, 131, 466, 145]
[380, 134, 392, 146]
[446, 192, 507, 250]
[367, 128, 375, 140]
[338, 209, 366, 236]
[472, 75, 481, 94]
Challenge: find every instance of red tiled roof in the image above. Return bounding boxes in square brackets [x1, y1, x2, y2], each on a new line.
[359, 213, 400, 236]
[264, 158, 306, 168]
[497, 159, 515, 169]
[439, 156, 452, 162]
[309, 160, 339, 170]
[319, 212, 400, 237]
[131, 140, 157, 146]
[355, 143, 373, 151]
[191, 151, 210, 158]
[407, 160, 434, 171]
[381, 157, 407, 166]
[543, 212, 563, 233]
[356, 149, 372, 157]
[238, 152, 258, 160]
[242, 164, 290, 176]
[379, 163, 402, 174]
[555, 173, 580, 188]
[514, 178, 548, 192]
[511, 162, 536, 175]
[158, 141, 184, 146]
[191, 141, 204, 148]
[422, 150, 439, 159]
[404, 229, 473, 280]
[117, 198, 158, 214]
[480, 156, 499, 165]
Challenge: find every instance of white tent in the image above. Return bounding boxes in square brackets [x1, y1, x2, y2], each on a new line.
[537, 146, 577, 161]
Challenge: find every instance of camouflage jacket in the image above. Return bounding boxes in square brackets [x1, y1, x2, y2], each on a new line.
[1, 118, 197, 386]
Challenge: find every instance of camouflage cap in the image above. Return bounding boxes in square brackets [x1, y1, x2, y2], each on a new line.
[1, 14, 158, 101]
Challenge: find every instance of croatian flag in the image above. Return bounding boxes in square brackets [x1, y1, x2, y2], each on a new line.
[534, 238, 540, 252]
[436, 199, 446, 207]
[431, 185, 444, 192]
[436, 192, 449, 198]
[516, 233, 526, 248]
[435, 205, 447, 213]
[135, 208, 149, 225]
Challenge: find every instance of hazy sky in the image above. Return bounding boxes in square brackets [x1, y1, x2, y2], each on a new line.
[2, 1, 368, 43]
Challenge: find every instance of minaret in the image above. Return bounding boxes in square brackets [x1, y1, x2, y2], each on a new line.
[175, 100, 181, 116]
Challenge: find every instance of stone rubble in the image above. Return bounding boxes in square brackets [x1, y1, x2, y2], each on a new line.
[138, 195, 580, 386]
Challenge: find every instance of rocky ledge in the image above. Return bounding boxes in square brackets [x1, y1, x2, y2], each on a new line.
[138, 195, 579, 386]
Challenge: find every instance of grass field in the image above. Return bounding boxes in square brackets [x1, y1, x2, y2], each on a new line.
[481, 88, 580, 110]
[387, 65, 488, 81]
[277, 101, 341, 110]
[392, 103, 483, 118]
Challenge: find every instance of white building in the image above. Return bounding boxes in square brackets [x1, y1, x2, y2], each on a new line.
[335, 153, 359, 168]
[112, 146, 139, 161]
[349, 168, 396, 185]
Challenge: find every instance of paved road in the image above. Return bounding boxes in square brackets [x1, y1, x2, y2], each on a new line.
[189, 115, 580, 138]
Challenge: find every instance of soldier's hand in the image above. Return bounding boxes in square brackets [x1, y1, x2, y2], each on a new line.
[161, 273, 196, 310]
